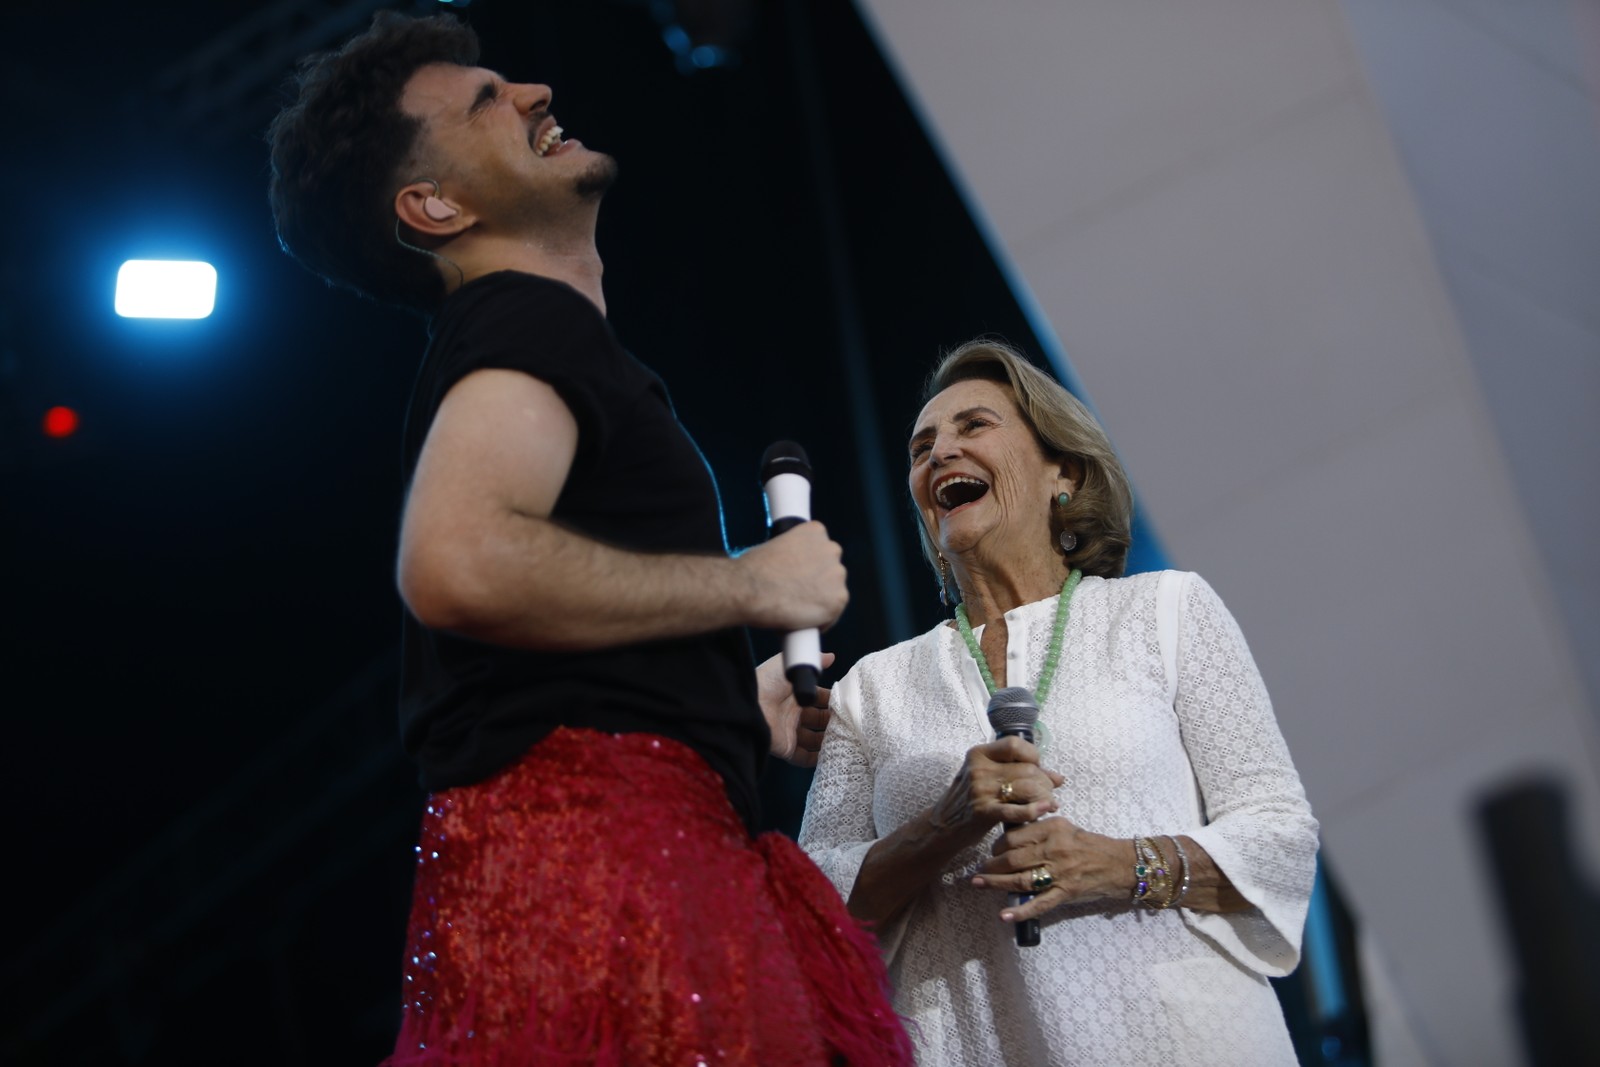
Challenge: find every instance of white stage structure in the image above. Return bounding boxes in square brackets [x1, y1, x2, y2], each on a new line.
[854, 2, 1600, 1064]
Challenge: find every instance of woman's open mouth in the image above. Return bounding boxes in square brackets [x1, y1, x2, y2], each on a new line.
[934, 474, 990, 514]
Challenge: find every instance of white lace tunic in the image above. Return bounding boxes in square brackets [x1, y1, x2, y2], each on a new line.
[799, 571, 1318, 1066]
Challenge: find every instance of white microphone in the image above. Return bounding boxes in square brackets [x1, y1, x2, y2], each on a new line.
[760, 440, 822, 708]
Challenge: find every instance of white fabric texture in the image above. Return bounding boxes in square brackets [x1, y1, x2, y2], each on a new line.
[798, 570, 1319, 1066]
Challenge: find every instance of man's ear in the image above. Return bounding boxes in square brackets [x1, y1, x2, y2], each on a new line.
[395, 180, 469, 238]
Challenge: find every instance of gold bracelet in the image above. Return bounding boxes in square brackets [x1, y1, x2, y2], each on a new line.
[1166, 835, 1191, 907]
[1131, 837, 1156, 902]
[1147, 836, 1176, 908]
[1133, 836, 1174, 908]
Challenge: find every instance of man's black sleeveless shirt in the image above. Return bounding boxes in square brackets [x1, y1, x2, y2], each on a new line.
[398, 271, 767, 830]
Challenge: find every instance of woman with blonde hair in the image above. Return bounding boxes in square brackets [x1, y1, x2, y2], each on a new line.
[800, 339, 1318, 1065]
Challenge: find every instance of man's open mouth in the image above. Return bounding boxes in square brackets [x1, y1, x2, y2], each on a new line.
[533, 124, 565, 157]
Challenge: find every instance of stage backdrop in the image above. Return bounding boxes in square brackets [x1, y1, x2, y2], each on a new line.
[853, 1, 1600, 1065]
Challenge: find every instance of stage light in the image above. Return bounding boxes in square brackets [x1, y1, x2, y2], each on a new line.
[653, 3, 742, 74]
[115, 260, 217, 319]
[43, 406, 80, 438]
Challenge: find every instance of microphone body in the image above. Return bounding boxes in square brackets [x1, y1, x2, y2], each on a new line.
[760, 441, 821, 708]
[987, 686, 1043, 948]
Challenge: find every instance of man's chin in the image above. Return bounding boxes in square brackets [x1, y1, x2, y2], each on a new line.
[575, 153, 619, 200]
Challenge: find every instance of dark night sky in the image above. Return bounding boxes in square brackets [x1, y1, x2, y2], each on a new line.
[3, 1, 1066, 1061]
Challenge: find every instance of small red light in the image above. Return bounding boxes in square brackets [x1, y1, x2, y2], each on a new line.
[43, 406, 80, 438]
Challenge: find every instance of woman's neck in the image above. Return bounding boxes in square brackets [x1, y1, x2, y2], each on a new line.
[953, 551, 1068, 629]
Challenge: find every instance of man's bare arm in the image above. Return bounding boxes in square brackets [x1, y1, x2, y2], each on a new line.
[398, 369, 846, 650]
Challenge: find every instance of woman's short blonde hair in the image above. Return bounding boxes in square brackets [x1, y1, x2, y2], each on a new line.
[914, 339, 1134, 588]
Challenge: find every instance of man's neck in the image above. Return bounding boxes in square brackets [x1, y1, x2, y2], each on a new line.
[452, 233, 607, 316]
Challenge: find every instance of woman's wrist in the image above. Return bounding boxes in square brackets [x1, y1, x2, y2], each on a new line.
[1093, 833, 1140, 901]
[1117, 837, 1140, 897]
[924, 771, 994, 847]
[924, 795, 986, 851]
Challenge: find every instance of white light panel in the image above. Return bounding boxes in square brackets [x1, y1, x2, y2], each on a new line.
[115, 260, 218, 319]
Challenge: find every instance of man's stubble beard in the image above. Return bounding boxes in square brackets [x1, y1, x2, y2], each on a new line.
[574, 152, 619, 201]
[494, 152, 619, 233]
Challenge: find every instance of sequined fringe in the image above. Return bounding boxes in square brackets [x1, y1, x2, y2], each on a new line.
[381, 727, 913, 1066]
[756, 834, 918, 1066]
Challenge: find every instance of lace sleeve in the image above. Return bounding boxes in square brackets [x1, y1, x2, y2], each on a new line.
[797, 669, 879, 902]
[1172, 572, 1320, 977]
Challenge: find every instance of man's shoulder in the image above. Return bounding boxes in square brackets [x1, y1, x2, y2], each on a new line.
[421, 270, 635, 389]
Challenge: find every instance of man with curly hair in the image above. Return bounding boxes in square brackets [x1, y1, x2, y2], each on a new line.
[268, 12, 912, 1066]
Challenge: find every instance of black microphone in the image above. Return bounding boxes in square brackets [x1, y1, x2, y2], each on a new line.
[760, 440, 821, 708]
[987, 685, 1042, 948]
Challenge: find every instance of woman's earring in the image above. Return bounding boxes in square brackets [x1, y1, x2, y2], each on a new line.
[1055, 490, 1076, 553]
[937, 552, 954, 608]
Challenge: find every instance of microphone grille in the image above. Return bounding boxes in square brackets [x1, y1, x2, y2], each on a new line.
[986, 686, 1039, 732]
[760, 440, 812, 483]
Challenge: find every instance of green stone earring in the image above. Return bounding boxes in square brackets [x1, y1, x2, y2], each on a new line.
[1056, 491, 1077, 553]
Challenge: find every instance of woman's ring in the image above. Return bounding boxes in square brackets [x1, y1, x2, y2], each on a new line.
[997, 780, 1016, 803]
[1029, 866, 1054, 892]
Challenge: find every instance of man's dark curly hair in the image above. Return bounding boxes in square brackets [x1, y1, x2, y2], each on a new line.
[267, 11, 479, 313]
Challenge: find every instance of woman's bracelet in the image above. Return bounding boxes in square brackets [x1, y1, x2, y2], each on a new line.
[1147, 836, 1176, 908]
[1131, 837, 1151, 902]
[1131, 836, 1175, 907]
[1166, 835, 1192, 907]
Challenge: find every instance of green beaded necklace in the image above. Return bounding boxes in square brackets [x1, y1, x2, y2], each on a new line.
[954, 569, 1083, 704]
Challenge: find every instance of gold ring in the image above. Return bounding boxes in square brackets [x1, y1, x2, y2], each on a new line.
[1029, 866, 1054, 892]
[997, 780, 1016, 803]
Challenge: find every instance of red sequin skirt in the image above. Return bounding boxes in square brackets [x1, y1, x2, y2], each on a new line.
[382, 727, 913, 1066]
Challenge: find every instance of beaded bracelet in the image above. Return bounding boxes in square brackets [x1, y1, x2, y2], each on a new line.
[1166, 835, 1192, 907]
